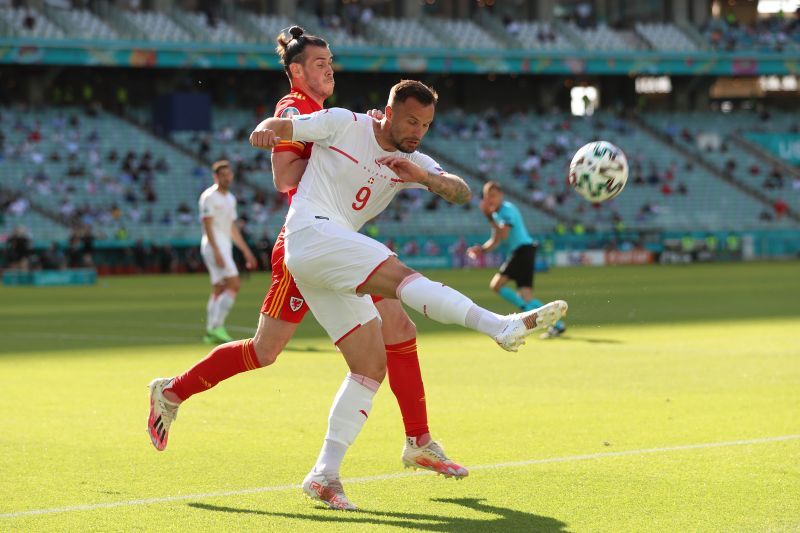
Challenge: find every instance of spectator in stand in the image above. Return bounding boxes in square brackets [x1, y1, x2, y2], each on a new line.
[773, 198, 789, 220]
[133, 240, 148, 273]
[8, 195, 29, 217]
[503, 15, 521, 37]
[177, 203, 193, 225]
[423, 239, 440, 257]
[41, 242, 67, 270]
[254, 232, 274, 272]
[6, 227, 33, 270]
[401, 240, 419, 257]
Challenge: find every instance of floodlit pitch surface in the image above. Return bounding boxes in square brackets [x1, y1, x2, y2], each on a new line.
[1, 262, 798, 532]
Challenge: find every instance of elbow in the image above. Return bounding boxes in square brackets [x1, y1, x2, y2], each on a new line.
[273, 178, 292, 193]
[273, 176, 299, 193]
[455, 187, 472, 206]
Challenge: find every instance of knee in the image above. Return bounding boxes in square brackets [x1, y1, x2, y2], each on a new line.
[352, 360, 386, 384]
[368, 362, 387, 384]
[252, 334, 281, 367]
[489, 280, 502, 292]
[227, 278, 241, 293]
[394, 315, 417, 342]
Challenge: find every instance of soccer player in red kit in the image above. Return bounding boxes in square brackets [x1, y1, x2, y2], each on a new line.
[147, 26, 466, 479]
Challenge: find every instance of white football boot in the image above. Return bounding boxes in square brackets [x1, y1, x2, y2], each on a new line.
[302, 470, 358, 511]
[494, 300, 568, 352]
[402, 437, 468, 479]
[147, 378, 180, 451]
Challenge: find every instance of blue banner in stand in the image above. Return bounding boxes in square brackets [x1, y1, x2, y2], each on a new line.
[745, 133, 800, 164]
[1, 37, 798, 76]
[3, 269, 97, 287]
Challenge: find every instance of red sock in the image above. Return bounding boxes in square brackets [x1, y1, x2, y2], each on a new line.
[385, 338, 429, 438]
[168, 339, 261, 402]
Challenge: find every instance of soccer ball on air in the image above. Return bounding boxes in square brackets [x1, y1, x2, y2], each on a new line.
[568, 141, 628, 203]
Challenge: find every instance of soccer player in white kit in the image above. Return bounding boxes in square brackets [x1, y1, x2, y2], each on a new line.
[250, 81, 567, 510]
[199, 160, 257, 344]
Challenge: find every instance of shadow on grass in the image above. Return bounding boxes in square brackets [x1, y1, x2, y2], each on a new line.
[187, 497, 569, 532]
[283, 345, 337, 353]
[559, 335, 624, 344]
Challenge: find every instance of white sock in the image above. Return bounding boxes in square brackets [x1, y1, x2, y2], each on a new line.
[206, 294, 219, 331]
[313, 372, 380, 477]
[215, 290, 236, 328]
[465, 305, 505, 337]
[397, 274, 505, 337]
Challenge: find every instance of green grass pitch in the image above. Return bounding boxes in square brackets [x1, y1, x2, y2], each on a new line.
[1, 262, 799, 532]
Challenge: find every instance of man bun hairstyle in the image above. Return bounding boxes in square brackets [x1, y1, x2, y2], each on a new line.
[275, 26, 328, 79]
[388, 79, 439, 107]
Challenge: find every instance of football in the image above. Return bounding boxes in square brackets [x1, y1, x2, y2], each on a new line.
[568, 141, 629, 203]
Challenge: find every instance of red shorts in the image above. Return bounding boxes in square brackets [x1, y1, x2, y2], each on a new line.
[260, 227, 383, 323]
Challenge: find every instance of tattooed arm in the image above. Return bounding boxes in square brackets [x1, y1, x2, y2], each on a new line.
[376, 156, 472, 205]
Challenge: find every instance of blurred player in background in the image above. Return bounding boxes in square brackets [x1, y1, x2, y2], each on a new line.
[249, 79, 567, 509]
[148, 28, 467, 483]
[199, 160, 257, 344]
[468, 181, 566, 338]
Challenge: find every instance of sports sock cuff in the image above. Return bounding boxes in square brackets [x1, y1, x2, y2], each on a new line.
[347, 372, 381, 393]
[385, 338, 417, 352]
[396, 273, 423, 299]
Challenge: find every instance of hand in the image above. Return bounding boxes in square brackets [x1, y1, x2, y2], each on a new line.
[467, 245, 483, 260]
[244, 252, 257, 270]
[214, 249, 225, 268]
[249, 127, 281, 150]
[376, 156, 425, 183]
[366, 108, 385, 120]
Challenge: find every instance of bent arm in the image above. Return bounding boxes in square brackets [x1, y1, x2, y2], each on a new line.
[480, 224, 509, 252]
[271, 151, 310, 193]
[250, 117, 294, 149]
[419, 171, 472, 205]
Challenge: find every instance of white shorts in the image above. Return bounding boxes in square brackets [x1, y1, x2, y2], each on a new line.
[201, 242, 239, 285]
[284, 222, 394, 343]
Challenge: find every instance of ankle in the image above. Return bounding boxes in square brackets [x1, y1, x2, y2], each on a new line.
[414, 433, 432, 447]
[162, 386, 183, 405]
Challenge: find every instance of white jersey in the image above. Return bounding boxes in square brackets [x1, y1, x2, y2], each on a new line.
[284, 108, 445, 235]
[198, 184, 237, 251]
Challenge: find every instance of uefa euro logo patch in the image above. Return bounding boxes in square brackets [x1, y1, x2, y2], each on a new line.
[280, 106, 300, 118]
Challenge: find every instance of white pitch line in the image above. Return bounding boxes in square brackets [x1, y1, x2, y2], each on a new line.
[2, 434, 798, 520]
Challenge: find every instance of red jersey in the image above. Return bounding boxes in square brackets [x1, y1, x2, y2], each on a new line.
[272, 88, 323, 202]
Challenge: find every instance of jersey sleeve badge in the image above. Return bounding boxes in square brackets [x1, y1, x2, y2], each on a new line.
[280, 106, 301, 118]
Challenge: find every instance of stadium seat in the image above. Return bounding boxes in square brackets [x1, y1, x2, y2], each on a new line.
[0, 7, 65, 39]
[121, 11, 193, 42]
[634, 23, 697, 51]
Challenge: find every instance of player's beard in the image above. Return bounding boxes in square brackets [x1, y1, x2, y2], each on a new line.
[390, 129, 420, 154]
[308, 76, 335, 100]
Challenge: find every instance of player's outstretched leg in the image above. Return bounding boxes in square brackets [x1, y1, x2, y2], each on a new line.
[394, 272, 567, 352]
[494, 301, 568, 351]
[146, 316, 296, 450]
